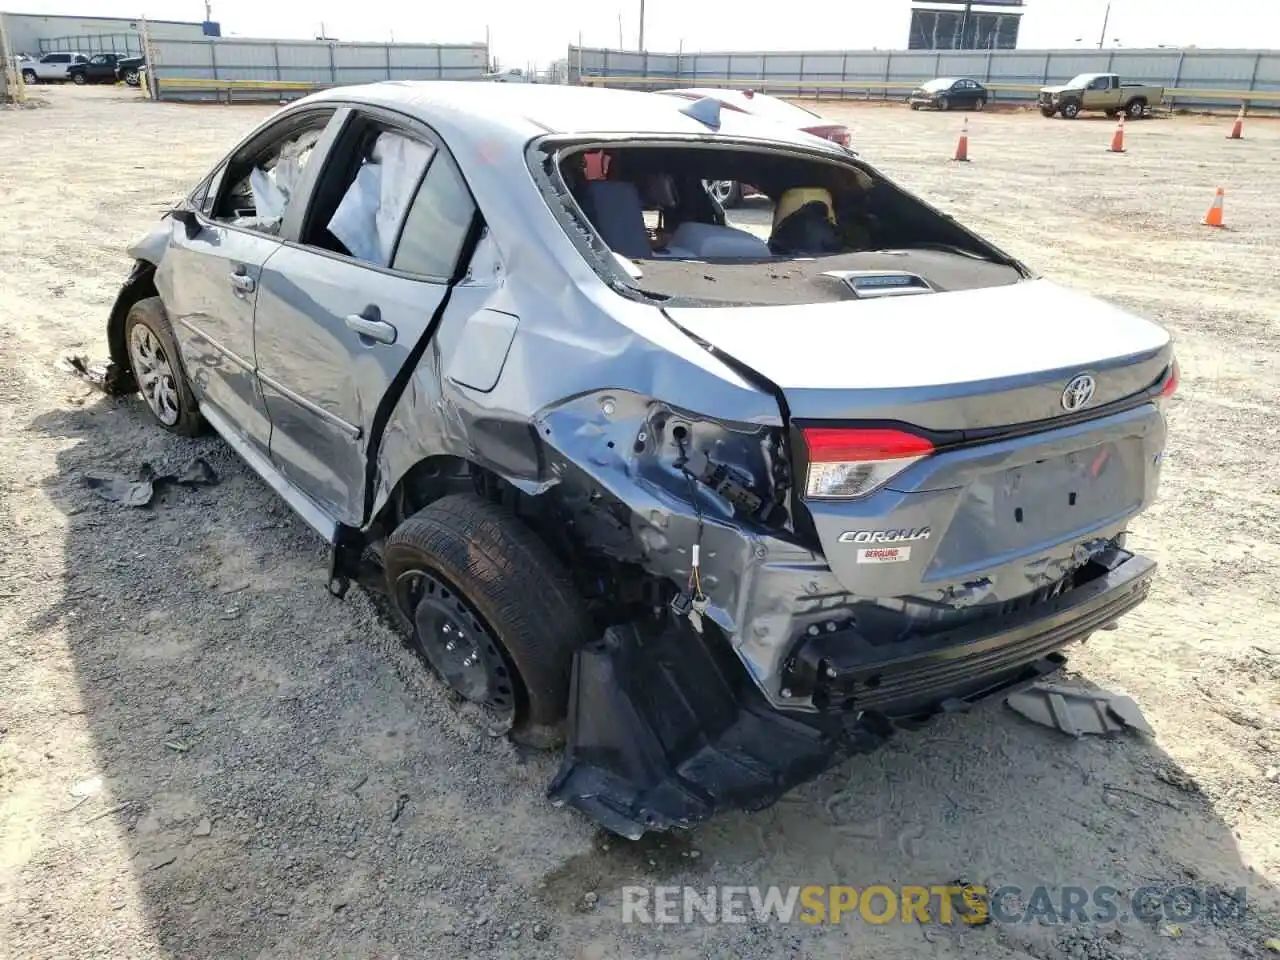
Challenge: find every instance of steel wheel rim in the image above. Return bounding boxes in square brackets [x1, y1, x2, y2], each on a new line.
[128, 323, 180, 426]
[975, 98, 985, 111]
[394, 569, 517, 726]
[126, 71, 139, 85]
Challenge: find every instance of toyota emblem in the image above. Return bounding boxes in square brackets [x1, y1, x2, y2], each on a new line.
[1061, 374, 1096, 412]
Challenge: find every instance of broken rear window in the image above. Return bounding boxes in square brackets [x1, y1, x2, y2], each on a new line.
[538, 141, 1025, 307]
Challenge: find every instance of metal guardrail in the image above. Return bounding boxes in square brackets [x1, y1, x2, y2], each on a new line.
[581, 74, 1280, 108]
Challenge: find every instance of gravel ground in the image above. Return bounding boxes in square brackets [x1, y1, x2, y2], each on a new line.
[0, 85, 1277, 960]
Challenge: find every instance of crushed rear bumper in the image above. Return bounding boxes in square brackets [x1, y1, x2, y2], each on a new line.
[548, 549, 1155, 839]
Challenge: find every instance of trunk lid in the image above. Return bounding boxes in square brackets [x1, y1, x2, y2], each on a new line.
[664, 278, 1173, 601]
[663, 278, 1172, 430]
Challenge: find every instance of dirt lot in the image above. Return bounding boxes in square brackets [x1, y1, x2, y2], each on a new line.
[1, 84, 1277, 960]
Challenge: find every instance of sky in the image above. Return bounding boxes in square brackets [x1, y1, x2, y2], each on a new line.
[10, 0, 1279, 69]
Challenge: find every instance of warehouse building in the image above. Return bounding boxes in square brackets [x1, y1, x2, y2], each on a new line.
[1, 11, 219, 57]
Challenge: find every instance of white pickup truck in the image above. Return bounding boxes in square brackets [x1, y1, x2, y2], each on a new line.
[18, 51, 89, 84]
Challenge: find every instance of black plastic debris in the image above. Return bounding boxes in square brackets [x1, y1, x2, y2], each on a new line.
[1005, 682, 1153, 738]
[56, 355, 131, 395]
[84, 457, 219, 508]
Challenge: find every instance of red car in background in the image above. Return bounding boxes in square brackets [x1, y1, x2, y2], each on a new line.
[654, 87, 853, 207]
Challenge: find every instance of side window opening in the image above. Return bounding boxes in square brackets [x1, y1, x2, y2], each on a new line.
[392, 151, 476, 278]
[298, 116, 477, 279]
[210, 114, 332, 236]
[302, 122, 436, 266]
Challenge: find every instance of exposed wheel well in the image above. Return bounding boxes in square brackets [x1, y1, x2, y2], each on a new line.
[375, 454, 665, 631]
[107, 261, 159, 392]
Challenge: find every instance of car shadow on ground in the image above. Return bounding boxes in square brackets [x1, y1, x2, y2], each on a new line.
[25, 394, 1279, 960]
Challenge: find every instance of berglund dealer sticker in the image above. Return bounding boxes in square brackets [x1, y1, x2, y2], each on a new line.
[857, 546, 912, 564]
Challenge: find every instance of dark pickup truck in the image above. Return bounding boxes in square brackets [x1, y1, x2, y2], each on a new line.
[68, 53, 127, 85]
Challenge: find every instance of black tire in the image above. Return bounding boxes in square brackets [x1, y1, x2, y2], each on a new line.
[1039, 106, 1056, 118]
[72, 72, 86, 85]
[122, 296, 205, 437]
[938, 95, 950, 111]
[1061, 100, 1081, 119]
[384, 493, 595, 745]
[125, 70, 141, 87]
[22, 69, 37, 84]
[974, 97, 986, 111]
[1125, 98, 1146, 120]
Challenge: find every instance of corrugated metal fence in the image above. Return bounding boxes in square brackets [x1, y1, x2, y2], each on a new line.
[148, 37, 489, 101]
[569, 46, 1280, 110]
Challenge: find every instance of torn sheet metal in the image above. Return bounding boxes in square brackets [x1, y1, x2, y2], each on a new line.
[84, 457, 218, 507]
[1005, 682, 1153, 738]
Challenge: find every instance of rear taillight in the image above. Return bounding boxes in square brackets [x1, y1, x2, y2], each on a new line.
[802, 124, 852, 148]
[802, 427, 934, 500]
[1157, 359, 1179, 398]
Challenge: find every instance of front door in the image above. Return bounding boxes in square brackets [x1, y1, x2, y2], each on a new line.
[252, 111, 479, 527]
[158, 107, 338, 451]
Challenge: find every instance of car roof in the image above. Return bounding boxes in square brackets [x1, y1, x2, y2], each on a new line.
[298, 81, 842, 159]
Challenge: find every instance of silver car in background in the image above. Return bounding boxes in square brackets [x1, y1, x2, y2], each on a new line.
[104, 82, 1177, 838]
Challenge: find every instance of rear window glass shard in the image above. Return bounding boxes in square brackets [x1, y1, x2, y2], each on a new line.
[542, 141, 1024, 307]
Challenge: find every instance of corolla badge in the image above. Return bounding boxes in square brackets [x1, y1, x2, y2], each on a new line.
[1061, 374, 1096, 412]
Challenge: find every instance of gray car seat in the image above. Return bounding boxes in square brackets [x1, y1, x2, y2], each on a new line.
[577, 181, 652, 259]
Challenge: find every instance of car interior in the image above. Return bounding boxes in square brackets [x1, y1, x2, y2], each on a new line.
[553, 143, 1025, 304]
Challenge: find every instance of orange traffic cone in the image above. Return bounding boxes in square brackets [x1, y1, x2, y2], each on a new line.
[953, 117, 969, 162]
[1202, 187, 1225, 228]
[1227, 104, 1244, 140]
[1108, 114, 1125, 153]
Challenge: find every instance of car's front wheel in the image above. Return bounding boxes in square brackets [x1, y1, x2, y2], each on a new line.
[124, 69, 141, 86]
[1060, 100, 1081, 119]
[384, 493, 595, 746]
[71, 72, 86, 85]
[974, 97, 986, 111]
[21, 69, 37, 84]
[938, 95, 950, 111]
[123, 296, 204, 436]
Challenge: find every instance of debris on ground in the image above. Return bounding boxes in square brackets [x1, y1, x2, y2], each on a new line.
[83, 457, 218, 507]
[55, 354, 129, 394]
[1005, 683, 1153, 738]
[1153, 763, 1202, 794]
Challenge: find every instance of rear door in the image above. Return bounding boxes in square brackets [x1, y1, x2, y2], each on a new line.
[158, 106, 338, 451]
[39, 53, 70, 79]
[252, 107, 479, 527]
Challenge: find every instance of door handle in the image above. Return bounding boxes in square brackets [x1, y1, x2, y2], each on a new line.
[345, 309, 397, 345]
[229, 272, 255, 294]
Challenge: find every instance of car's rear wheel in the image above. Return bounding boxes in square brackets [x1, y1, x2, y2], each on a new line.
[72, 72, 86, 85]
[22, 69, 37, 84]
[384, 493, 595, 746]
[123, 296, 204, 436]
[1125, 98, 1146, 120]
